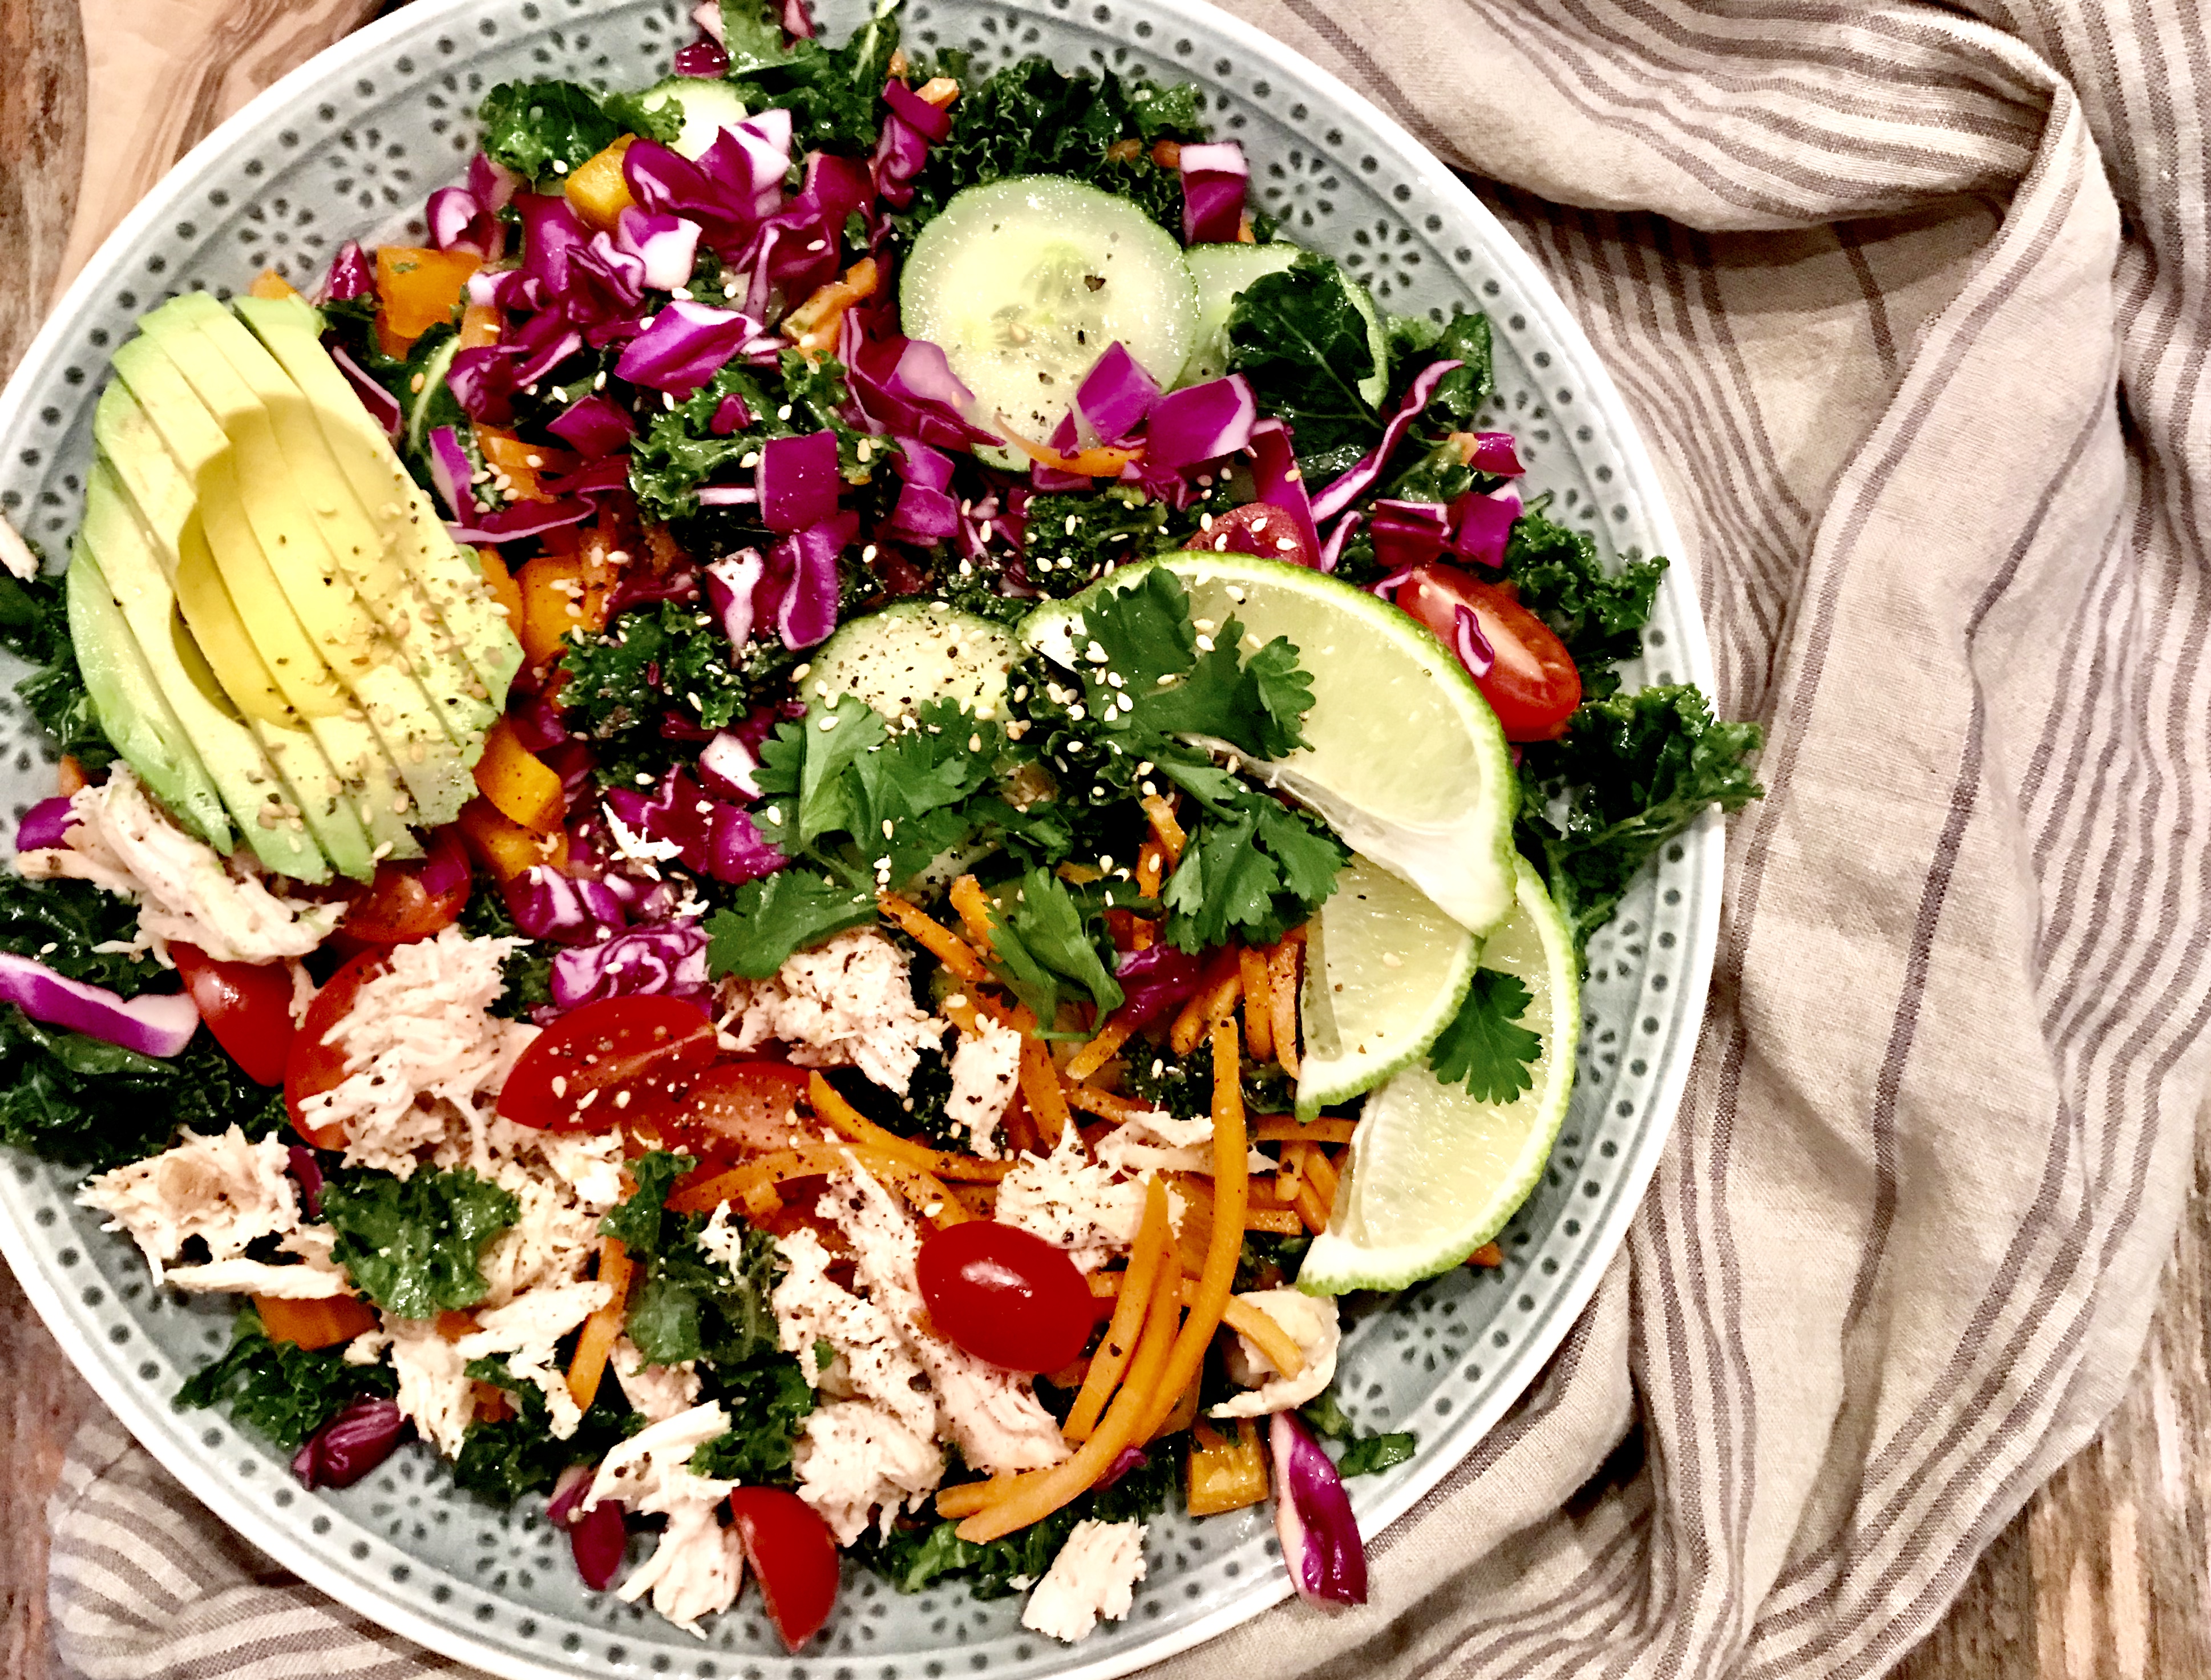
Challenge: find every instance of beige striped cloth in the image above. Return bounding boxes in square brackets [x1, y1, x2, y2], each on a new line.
[45, 1, 2210, 1677]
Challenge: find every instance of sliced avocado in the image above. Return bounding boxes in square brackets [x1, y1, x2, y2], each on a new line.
[140, 298, 478, 827]
[64, 543, 233, 850]
[235, 294, 524, 710]
[75, 457, 327, 881]
[103, 341, 395, 878]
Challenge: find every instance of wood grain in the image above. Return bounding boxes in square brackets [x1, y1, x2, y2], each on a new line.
[0, 4, 2206, 1678]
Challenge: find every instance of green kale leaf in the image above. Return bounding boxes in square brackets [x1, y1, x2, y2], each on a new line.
[454, 1360, 640, 1504]
[1516, 685, 1764, 955]
[457, 890, 554, 1020]
[1121, 1033, 1298, 1121]
[175, 1309, 397, 1453]
[477, 79, 678, 186]
[561, 599, 752, 742]
[0, 569, 116, 772]
[321, 1167, 520, 1320]
[1225, 252, 1383, 463]
[1426, 969, 1542, 1102]
[1499, 504, 1669, 703]
[1408, 308, 1495, 425]
[719, 0, 902, 155]
[688, 1354, 816, 1484]
[1020, 488, 1178, 594]
[1299, 1388, 1417, 1478]
[0, 871, 164, 991]
[602, 1150, 782, 1368]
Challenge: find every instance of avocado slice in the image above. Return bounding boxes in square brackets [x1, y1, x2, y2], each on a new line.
[64, 543, 234, 850]
[102, 344, 395, 878]
[137, 298, 478, 827]
[75, 456, 328, 881]
[233, 294, 524, 706]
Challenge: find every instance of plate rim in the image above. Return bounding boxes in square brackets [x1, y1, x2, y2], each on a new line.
[0, 2, 1717, 1675]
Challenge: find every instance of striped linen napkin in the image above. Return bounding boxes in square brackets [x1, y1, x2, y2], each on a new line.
[45, 1, 2211, 1677]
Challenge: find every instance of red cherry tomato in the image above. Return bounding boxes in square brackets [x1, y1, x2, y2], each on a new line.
[726, 1487, 839, 1651]
[284, 950, 389, 1148]
[339, 826, 472, 946]
[170, 942, 296, 1087]
[497, 995, 720, 1132]
[1194, 500, 1316, 570]
[1394, 562, 1582, 741]
[916, 1221, 1094, 1373]
[626, 1060, 812, 1164]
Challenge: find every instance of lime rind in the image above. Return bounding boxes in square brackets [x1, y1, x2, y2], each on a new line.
[1294, 854, 1479, 1118]
[1297, 857, 1581, 1297]
[1018, 551, 1519, 938]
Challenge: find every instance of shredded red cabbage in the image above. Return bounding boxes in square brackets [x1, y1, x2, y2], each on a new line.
[613, 300, 767, 397]
[1468, 431, 1524, 476]
[0, 954, 199, 1058]
[709, 393, 753, 436]
[286, 1145, 325, 1218]
[293, 1398, 406, 1492]
[1368, 499, 1449, 574]
[757, 429, 843, 532]
[505, 866, 629, 945]
[762, 512, 857, 648]
[704, 550, 766, 649]
[672, 34, 730, 77]
[1144, 375, 1256, 472]
[1178, 142, 1249, 245]
[547, 392, 636, 458]
[1114, 943, 1207, 1032]
[426, 426, 480, 523]
[1452, 603, 1497, 679]
[550, 919, 712, 1011]
[1449, 487, 1522, 569]
[320, 241, 375, 304]
[14, 794, 74, 853]
[1308, 358, 1462, 524]
[1270, 1410, 1368, 1608]
[1317, 511, 1363, 575]
[698, 728, 764, 799]
[615, 207, 702, 293]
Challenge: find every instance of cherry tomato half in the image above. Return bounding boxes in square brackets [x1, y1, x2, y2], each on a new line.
[284, 950, 389, 1148]
[726, 1487, 839, 1651]
[339, 826, 472, 946]
[626, 1060, 812, 1164]
[497, 995, 720, 1132]
[916, 1221, 1094, 1374]
[171, 942, 297, 1088]
[1192, 500, 1316, 570]
[1394, 562, 1582, 741]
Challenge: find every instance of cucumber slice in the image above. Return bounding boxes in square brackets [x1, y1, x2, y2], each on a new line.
[1179, 242, 1389, 406]
[807, 602, 1021, 721]
[902, 176, 1198, 469]
[638, 76, 749, 161]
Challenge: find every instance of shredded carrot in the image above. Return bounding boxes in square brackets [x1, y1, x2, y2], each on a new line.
[1063, 1083, 1161, 1126]
[1254, 1116, 1357, 1145]
[436, 1309, 481, 1341]
[1219, 1295, 1305, 1379]
[1294, 1164, 1335, 1233]
[1466, 1242, 1505, 1269]
[1140, 794, 1187, 866]
[1137, 1021, 1249, 1440]
[1151, 1375, 1203, 1441]
[1064, 1011, 1138, 1085]
[1243, 1207, 1306, 1234]
[1304, 1146, 1341, 1205]
[1064, 1177, 1170, 1443]
[1267, 939, 1303, 1078]
[995, 421, 1145, 477]
[55, 754, 87, 797]
[807, 1072, 1013, 1182]
[915, 75, 961, 108]
[1018, 1037, 1073, 1149]
[936, 1467, 1052, 1518]
[956, 1225, 1186, 1541]
[948, 874, 998, 958]
[1239, 946, 1274, 1063]
[1134, 839, 1166, 899]
[1169, 946, 1244, 1056]
[666, 1140, 970, 1226]
[878, 891, 994, 985]
[253, 1294, 375, 1351]
[785, 256, 880, 354]
[565, 1237, 634, 1412]
[948, 1182, 999, 1218]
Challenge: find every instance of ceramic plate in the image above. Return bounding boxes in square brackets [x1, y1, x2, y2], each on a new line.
[0, 2, 1719, 1675]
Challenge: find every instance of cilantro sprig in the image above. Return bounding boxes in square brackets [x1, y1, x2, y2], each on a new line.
[1428, 970, 1543, 1101]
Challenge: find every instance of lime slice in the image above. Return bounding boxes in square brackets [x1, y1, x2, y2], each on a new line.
[1022, 552, 1518, 936]
[1295, 853, 1478, 1118]
[1297, 858, 1579, 1295]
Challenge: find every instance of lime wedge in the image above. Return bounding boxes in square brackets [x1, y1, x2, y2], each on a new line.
[1298, 858, 1580, 1295]
[1022, 552, 1518, 938]
[1295, 853, 1478, 1118]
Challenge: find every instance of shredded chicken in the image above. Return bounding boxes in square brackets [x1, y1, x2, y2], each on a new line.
[78, 1126, 298, 1284]
[1022, 1519, 1148, 1642]
[944, 1013, 1022, 1158]
[1210, 1289, 1342, 1419]
[995, 1125, 1155, 1272]
[720, 927, 941, 1093]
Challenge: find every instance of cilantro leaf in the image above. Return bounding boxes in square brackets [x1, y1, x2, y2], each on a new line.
[1155, 793, 1347, 952]
[175, 1309, 396, 1453]
[791, 697, 889, 846]
[985, 868, 1125, 1029]
[1225, 252, 1382, 463]
[1516, 685, 1764, 955]
[704, 871, 878, 979]
[321, 1167, 519, 1320]
[1499, 505, 1669, 702]
[1428, 969, 1542, 1101]
[1299, 1388, 1417, 1479]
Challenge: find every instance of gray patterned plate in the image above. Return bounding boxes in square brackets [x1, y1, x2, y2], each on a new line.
[0, 2, 1720, 1675]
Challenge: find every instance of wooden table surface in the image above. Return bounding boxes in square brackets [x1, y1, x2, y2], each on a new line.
[2, 3, 2208, 1676]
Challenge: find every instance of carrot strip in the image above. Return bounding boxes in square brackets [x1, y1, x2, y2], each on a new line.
[253, 1294, 375, 1351]
[948, 874, 998, 958]
[1064, 1178, 1170, 1443]
[1219, 1295, 1304, 1379]
[1276, 1137, 1308, 1202]
[1141, 795, 1187, 866]
[666, 1141, 971, 1226]
[1137, 1021, 1249, 1440]
[808, 1072, 1012, 1182]
[1169, 947, 1243, 1056]
[1304, 1146, 1341, 1205]
[956, 1228, 1185, 1542]
[1064, 1083, 1162, 1126]
[565, 1237, 634, 1412]
[948, 1182, 999, 1218]
[1239, 946, 1275, 1063]
[1065, 1012, 1138, 1085]
[935, 1467, 1052, 1518]
[1466, 1242, 1505, 1269]
[1018, 1037, 1073, 1149]
[878, 891, 993, 985]
[1267, 939, 1303, 1078]
[1295, 1175, 1332, 1234]
[1254, 1117, 1357, 1145]
[1134, 840, 1166, 899]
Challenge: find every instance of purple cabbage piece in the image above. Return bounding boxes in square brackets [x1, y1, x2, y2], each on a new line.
[1096, 1446, 1150, 1491]
[704, 550, 766, 648]
[888, 481, 960, 542]
[567, 233, 650, 331]
[540, 457, 633, 501]
[698, 729, 763, 799]
[757, 429, 843, 532]
[710, 394, 753, 435]
[286, 1145, 325, 1218]
[615, 300, 764, 397]
[506, 866, 629, 946]
[1248, 418, 1320, 562]
[293, 1398, 407, 1492]
[605, 559, 703, 619]
[427, 185, 496, 256]
[710, 805, 787, 884]
[426, 427, 480, 522]
[782, 0, 816, 39]
[14, 794, 74, 853]
[1449, 488, 1522, 570]
[850, 336, 998, 451]
[0, 953, 198, 1057]
[1468, 431, 1523, 476]
[624, 116, 790, 251]
[696, 486, 760, 507]
[326, 344, 405, 439]
[445, 500, 595, 543]
[1072, 342, 1159, 445]
[569, 1496, 629, 1592]
[1269, 1410, 1368, 1608]
[321, 241, 375, 303]
[1368, 499, 1450, 574]
[547, 392, 636, 457]
[1317, 511, 1363, 575]
[507, 689, 573, 753]
[737, 151, 871, 317]
[446, 345, 520, 426]
[468, 152, 522, 217]
[616, 207, 702, 292]
[1451, 603, 1497, 679]
[672, 34, 730, 76]
[550, 919, 712, 1011]
[872, 91, 937, 209]
[605, 769, 717, 874]
[763, 512, 857, 649]
[899, 438, 954, 492]
[1114, 943, 1206, 1032]
[1144, 375, 1256, 472]
[1309, 358, 1463, 524]
[1178, 141, 1249, 245]
[547, 1462, 595, 1526]
[515, 193, 592, 294]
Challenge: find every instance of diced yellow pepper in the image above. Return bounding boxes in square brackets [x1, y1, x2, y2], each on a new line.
[249, 269, 301, 301]
[1184, 1418, 1269, 1516]
[456, 793, 568, 883]
[565, 136, 638, 233]
[472, 715, 566, 834]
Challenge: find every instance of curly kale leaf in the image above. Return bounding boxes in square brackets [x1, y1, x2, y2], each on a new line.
[1122, 1034, 1298, 1121]
[602, 1151, 782, 1368]
[321, 1167, 519, 1320]
[0, 570, 115, 772]
[1225, 252, 1383, 465]
[477, 78, 680, 186]
[1499, 504, 1669, 703]
[717, 0, 902, 155]
[176, 1309, 397, 1454]
[560, 599, 751, 740]
[1020, 488, 1179, 595]
[688, 1354, 816, 1485]
[0, 871, 165, 991]
[454, 1360, 640, 1504]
